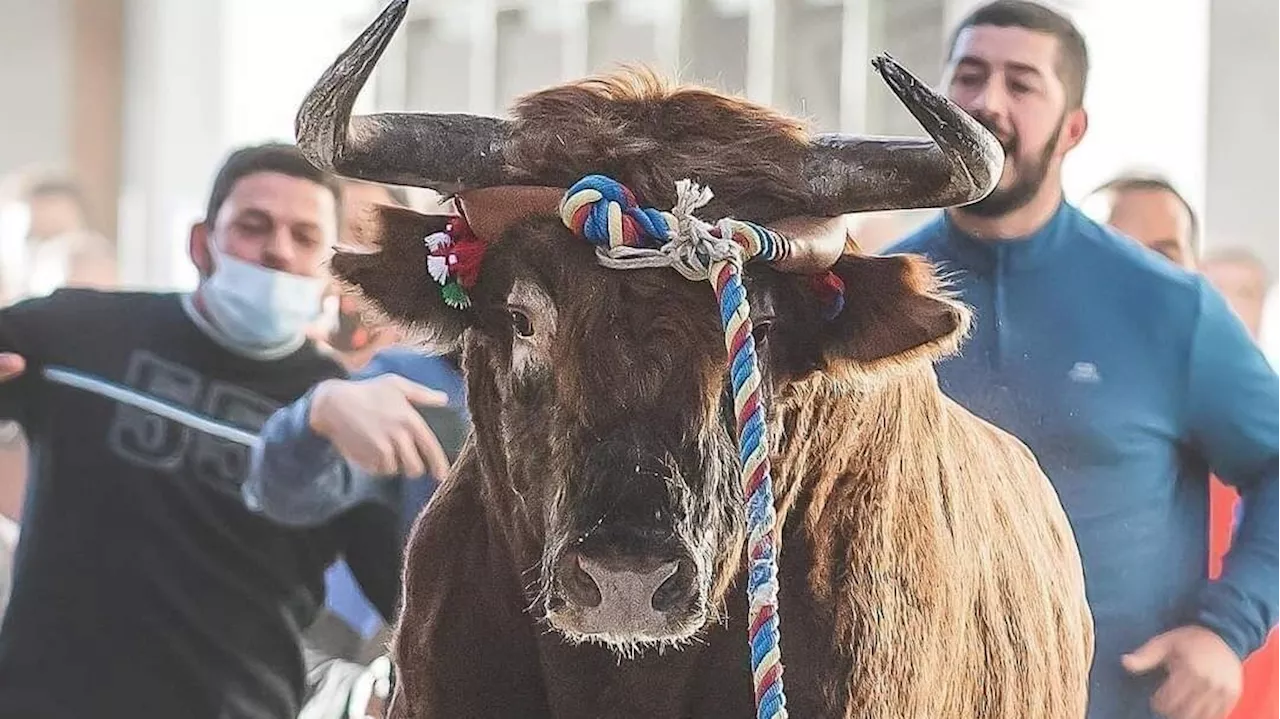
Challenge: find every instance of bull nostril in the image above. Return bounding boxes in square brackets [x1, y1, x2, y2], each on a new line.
[558, 553, 602, 609]
[650, 560, 695, 612]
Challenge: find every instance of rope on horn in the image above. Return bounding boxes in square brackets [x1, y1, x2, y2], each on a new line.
[559, 173, 826, 719]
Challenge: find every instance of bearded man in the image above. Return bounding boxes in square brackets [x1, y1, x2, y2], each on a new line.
[887, 3, 1279, 719]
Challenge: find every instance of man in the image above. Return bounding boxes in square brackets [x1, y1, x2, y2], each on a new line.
[286, 179, 468, 719]
[0, 177, 119, 619]
[289, 343, 468, 719]
[2, 176, 118, 300]
[1094, 174, 1280, 719]
[1201, 248, 1272, 340]
[886, 3, 1279, 719]
[1087, 174, 1199, 269]
[0, 143, 403, 719]
[1198, 246, 1278, 719]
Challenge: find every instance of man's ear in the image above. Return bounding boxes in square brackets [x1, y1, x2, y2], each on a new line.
[189, 222, 212, 279]
[790, 252, 970, 378]
[329, 205, 470, 353]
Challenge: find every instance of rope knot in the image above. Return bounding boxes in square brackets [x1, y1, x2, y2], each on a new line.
[560, 174, 674, 251]
[559, 176, 761, 281]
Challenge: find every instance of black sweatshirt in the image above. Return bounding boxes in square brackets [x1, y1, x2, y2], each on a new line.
[0, 289, 400, 719]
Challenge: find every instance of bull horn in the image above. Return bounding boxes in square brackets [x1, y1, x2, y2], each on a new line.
[295, 0, 515, 193]
[803, 53, 1004, 215]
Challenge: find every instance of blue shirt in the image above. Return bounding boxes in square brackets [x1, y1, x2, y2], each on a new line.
[888, 202, 1278, 719]
[246, 348, 468, 636]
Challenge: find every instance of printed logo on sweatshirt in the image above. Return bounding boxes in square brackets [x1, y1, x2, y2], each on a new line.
[1067, 361, 1102, 384]
[46, 351, 278, 497]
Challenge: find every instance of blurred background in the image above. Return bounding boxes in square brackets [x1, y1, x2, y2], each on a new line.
[0, 0, 1274, 294]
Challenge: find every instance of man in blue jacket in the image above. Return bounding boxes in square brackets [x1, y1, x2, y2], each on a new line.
[248, 344, 468, 719]
[887, 3, 1278, 719]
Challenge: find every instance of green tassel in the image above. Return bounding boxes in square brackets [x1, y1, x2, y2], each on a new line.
[441, 281, 471, 310]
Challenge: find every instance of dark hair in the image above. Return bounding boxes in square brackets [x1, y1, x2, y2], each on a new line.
[204, 142, 343, 226]
[1091, 174, 1200, 255]
[946, 0, 1090, 109]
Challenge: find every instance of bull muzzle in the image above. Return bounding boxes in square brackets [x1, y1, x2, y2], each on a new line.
[544, 439, 708, 647]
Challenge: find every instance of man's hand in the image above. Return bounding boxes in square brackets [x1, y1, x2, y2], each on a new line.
[0, 353, 24, 382]
[1123, 625, 1243, 719]
[309, 375, 451, 480]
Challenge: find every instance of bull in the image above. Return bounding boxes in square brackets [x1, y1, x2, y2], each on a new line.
[295, 1, 1094, 717]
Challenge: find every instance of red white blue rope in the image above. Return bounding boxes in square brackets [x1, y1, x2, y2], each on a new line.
[561, 173, 789, 719]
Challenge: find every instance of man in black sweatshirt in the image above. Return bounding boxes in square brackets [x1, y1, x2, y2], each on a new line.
[0, 143, 404, 719]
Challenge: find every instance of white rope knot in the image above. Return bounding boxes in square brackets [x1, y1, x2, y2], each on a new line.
[594, 179, 744, 281]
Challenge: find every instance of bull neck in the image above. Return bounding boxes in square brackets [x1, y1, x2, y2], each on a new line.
[941, 200, 1073, 275]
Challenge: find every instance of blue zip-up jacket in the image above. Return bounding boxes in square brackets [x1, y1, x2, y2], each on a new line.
[888, 201, 1279, 719]
[244, 348, 469, 530]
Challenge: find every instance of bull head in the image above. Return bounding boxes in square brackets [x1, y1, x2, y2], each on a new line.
[299, 0, 998, 653]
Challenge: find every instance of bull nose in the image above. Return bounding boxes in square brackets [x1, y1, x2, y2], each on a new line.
[579, 556, 679, 617]
[547, 550, 703, 642]
[558, 553, 603, 609]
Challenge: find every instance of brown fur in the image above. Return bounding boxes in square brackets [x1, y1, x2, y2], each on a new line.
[330, 67, 1093, 719]
[505, 66, 813, 223]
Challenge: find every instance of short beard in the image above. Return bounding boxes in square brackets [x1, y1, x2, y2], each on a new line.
[960, 114, 1064, 218]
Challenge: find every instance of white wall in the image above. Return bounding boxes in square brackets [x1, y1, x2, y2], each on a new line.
[0, 0, 71, 179]
[1205, 0, 1278, 272]
[0, 0, 70, 177]
[1203, 0, 1280, 365]
[118, 0, 377, 290]
[1060, 0, 1211, 219]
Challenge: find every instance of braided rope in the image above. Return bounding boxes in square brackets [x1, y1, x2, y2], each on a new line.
[561, 174, 789, 719]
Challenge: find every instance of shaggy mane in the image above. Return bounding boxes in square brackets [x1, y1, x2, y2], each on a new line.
[771, 369, 1093, 717]
[506, 65, 814, 223]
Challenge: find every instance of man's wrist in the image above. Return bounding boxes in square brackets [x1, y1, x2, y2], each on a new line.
[1191, 585, 1258, 660]
[308, 380, 340, 438]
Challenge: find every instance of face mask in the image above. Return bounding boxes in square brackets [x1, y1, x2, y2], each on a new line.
[200, 244, 327, 350]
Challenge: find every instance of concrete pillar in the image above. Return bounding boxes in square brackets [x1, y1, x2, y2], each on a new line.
[0, 0, 72, 176]
[682, 0, 751, 94]
[1204, 0, 1278, 271]
[117, 0, 225, 290]
[586, 0, 664, 75]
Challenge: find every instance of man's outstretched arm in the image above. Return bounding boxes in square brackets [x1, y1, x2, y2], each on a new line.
[244, 352, 449, 527]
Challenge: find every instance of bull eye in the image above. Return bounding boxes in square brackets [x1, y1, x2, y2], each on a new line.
[751, 318, 774, 346]
[508, 308, 534, 338]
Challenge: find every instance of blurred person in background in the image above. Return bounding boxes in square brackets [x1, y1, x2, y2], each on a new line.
[1200, 248, 1271, 341]
[2, 175, 118, 300]
[0, 174, 120, 623]
[0, 143, 403, 719]
[288, 341, 468, 719]
[1087, 174, 1199, 269]
[887, 3, 1279, 719]
[288, 179, 470, 719]
[1094, 173, 1279, 719]
[1197, 246, 1277, 719]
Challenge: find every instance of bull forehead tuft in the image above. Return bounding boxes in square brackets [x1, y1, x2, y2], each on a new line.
[504, 66, 814, 222]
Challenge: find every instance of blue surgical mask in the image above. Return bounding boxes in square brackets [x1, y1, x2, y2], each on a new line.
[200, 244, 327, 351]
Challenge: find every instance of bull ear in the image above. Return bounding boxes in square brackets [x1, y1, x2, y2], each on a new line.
[791, 253, 970, 377]
[329, 205, 470, 353]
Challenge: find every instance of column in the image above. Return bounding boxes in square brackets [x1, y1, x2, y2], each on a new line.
[1205, 0, 1278, 270]
[681, 0, 751, 94]
[117, 0, 225, 290]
